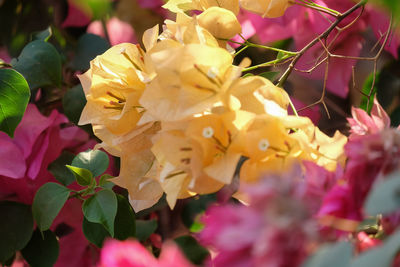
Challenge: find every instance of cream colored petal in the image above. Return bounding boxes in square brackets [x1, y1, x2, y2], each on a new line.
[143, 24, 159, 52]
[197, 7, 242, 40]
[77, 69, 92, 94]
[204, 151, 241, 184]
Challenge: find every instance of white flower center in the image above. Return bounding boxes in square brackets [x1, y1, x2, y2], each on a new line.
[202, 127, 214, 138]
[207, 67, 219, 79]
[258, 139, 270, 151]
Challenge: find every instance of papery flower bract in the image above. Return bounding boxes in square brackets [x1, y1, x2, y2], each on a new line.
[163, 0, 240, 15]
[197, 7, 242, 42]
[239, 0, 290, 18]
[109, 123, 164, 212]
[78, 42, 153, 147]
[0, 104, 101, 267]
[230, 115, 302, 183]
[139, 42, 239, 122]
[347, 97, 391, 138]
[99, 239, 193, 267]
[228, 75, 289, 116]
[199, 166, 320, 267]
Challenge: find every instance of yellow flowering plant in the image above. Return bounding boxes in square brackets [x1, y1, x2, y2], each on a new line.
[77, 0, 347, 212]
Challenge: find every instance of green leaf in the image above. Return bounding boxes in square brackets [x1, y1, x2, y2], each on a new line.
[351, 230, 400, 267]
[360, 72, 379, 113]
[365, 171, 400, 216]
[135, 219, 157, 242]
[0, 68, 30, 137]
[62, 84, 87, 125]
[242, 73, 254, 78]
[11, 40, 62, 89]
[276, 51, 286, 60]
[86, 0, 112, 19]
[32, 183, 71, 231]
[259, 71, 279, 82]
[302, 242, 352, 267]
[72, 149, 109, 177]
[114, 194, 136, 240]
[182, 194, 216, 232]
[31, 27, 52, 42]
[70, 34, 109, 71]
[174, 235, 210, 265]
[82, 189, 117, 236]
[48, 151, 75, 186]
[66, 165, 93, 186]
[82, 217, 110, 248]
[99, 174, 114, 187]
[21, 229, 59, 267]
[0, 201, 33, 264]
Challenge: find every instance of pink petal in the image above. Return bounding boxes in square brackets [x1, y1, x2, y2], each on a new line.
[62, 0, 91, 28]
[87, 17, 137, 46]
[0, 133, 26, 178]
[99, 239, 158, 267]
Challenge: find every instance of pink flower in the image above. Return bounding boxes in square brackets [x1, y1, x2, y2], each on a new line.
[199, 166, 320, 267]
[347, 98, 391, 138]
[0, 47, 11, 63]
[239, 0, 398, 98]
[289, 98, 321, 125]
[356, 232, 383, 253]
[62, 0, 91, 28]
[0, 104, 103, 266]
[0, 104, 89, 204]
[87, 17, 137, 46]
[98, 239, 193, 267]
[318, 101, 400, 230]
[136, 0, 168, 17]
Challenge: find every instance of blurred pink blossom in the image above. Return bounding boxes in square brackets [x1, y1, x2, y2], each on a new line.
[356, 232, 383, 253]
[199, 166, 322, 267]
[0, 104, 89, 203]
[0, 104, 103, 267]
[290, 98, 321, 125]
[137, 0, 168, 17]
[62, 0, 91, 28]
[98, 239, 193, 267]
[0, 47, 11, 63]
[87, 17, 137, 45]
[238, 0, 399, 98]
[318, 99, 400, 230]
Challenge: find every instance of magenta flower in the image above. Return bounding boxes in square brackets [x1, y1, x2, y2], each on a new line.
[99, 239, 193, 267]
[199, 166, 321, 267]
[0, 104, 89, 203]
[0, 104, 101, 267]
[318, 99, 400, 231]
[238, 0, 399, 98]
[61, 0, 91, 28]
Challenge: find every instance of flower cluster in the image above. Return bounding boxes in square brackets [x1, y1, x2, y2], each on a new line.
[0, 104, 100, 267]
[199, 164, 334, 267]
[78, 0, 347, 212]
[318, 99, 400, 231]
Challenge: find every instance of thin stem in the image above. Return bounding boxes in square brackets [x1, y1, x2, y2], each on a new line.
[291, 0, 341, 17]
[243, 54, 295, 72]
[276, 0, 367, 87]
[225, 38, 297, 55]
[101, 19, 111, 45]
